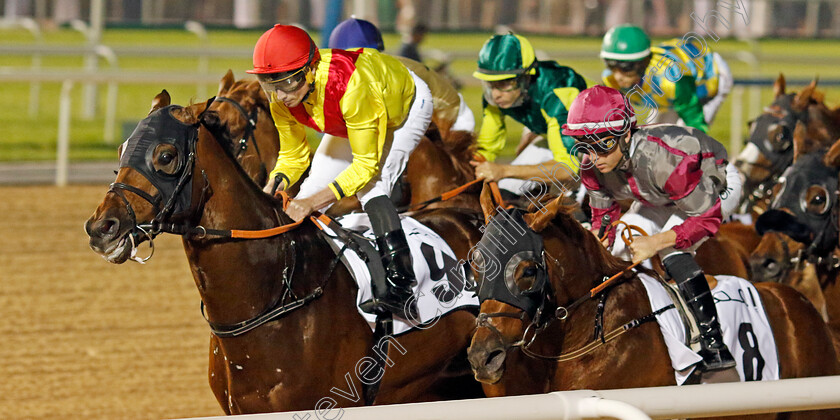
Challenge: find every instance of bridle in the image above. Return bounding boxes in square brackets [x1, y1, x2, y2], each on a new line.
[737, 96, 808, 214]
[473, 216, 670, 362]
[107, 99, 341, 337]
[213, 95, 268, 182]
[108, 102, 210, 262]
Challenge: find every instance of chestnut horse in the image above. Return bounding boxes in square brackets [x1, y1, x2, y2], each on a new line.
[735, 75, 840, 215]
[85, 103, 484, 414]
[467, 187, 840, 418]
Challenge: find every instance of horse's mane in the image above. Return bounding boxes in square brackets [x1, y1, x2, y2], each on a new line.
[540, 203, 633, 277]
[426, 126, 477, 182]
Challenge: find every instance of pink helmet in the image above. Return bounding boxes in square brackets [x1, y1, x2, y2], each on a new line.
[561, 85, 636, 138]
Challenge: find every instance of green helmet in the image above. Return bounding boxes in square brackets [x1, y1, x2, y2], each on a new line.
[473, 34, 537, 81]
[600, 24, 651, 61]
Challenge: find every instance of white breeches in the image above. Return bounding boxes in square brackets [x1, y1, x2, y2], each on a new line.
[452, 92, 476, 133]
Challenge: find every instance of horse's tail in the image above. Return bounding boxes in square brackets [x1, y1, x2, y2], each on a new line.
[427, 124, 477, 183]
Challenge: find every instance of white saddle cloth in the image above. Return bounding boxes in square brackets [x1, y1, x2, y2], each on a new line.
[315, 213, 479, 336]
[638, 273, 780, 385]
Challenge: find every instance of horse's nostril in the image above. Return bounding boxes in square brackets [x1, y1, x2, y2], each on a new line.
[485, 349, 506, 371]
[764, 259, 779, 274]
[94, 218, 119, 237]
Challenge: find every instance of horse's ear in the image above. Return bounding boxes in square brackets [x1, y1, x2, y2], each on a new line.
[792, 78, 818, 111]
[149, 89, 171, 114]
[245, 79, 264, 104]
[219, 70, 235, 95]
[824, 138, 840, 169]
[523, 197, 563, 232]
[773, 73, 786, 98]
[479, 182, 499, 223]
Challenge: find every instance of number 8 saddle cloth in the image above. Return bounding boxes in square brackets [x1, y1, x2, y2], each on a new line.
[639, 273, 780, 384]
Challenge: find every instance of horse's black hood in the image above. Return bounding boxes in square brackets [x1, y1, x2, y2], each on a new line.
[474, 208, 548, 318]
[119, 105, 198, 217]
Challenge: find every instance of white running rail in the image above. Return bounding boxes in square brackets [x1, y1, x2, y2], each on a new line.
[172, 375, 840, 420]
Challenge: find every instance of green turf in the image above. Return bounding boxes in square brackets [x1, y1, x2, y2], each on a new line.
[2, 27, 839, 161]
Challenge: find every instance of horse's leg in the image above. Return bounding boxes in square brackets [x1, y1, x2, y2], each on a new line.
[208, 336, 232, 415]
[374, 310, 478, 405]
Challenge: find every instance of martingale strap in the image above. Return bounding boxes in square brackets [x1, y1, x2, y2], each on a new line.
[202, 241, 347, 338]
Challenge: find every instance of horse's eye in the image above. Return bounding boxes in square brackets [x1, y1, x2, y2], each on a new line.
[522, 266, 538, 278]
[152, 143, 180, 175]
[803, 185, 831, 215]
[514, 261, 541, 294]
[159, 151, 174, 165]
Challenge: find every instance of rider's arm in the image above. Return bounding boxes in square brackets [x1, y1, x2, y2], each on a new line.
[541, 86, 583, 172]
[655, 145, 724, 250]
[671, 75, 709, 133]
[475, 104, 507, 161]
[268, 104, 311, 189]
[581, 160, 621, 246]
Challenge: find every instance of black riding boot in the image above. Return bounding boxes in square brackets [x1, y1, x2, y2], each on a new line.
[360, 196, 419, 320]
[664, 253, 736, 372]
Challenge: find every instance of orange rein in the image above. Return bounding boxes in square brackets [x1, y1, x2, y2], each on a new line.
[202, 190, 330, 240]
[399, 178, 483, 212]
[590, 221, 650, 297]
[221, 177, 485, 240]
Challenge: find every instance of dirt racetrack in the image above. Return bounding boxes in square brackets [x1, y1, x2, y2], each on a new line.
[0, 184, 223, 419]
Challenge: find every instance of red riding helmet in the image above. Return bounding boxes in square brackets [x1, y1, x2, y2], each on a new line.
[248, 24, 320, 74]
[561, 85, 636, 138]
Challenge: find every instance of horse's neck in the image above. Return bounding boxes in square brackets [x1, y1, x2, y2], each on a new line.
[198, 133, 280, 230]
[816, 261, 840, 318]
[547, 225, 651, 335]
[186, 132, 293, 323]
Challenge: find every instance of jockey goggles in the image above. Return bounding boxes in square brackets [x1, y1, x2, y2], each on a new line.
[575, 135, 619, 157]
[604, 59, 647, 74]
[483, 78, 521, 92]
[257, 67, 309, 97]
[481, 76, 530, 108]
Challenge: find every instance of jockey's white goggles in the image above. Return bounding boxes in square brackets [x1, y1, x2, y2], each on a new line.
[257, 67, 308, 96]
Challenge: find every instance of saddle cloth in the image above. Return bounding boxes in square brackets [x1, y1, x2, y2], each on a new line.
[314, 213, 479, 335]
[638, 273, 780, 385]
